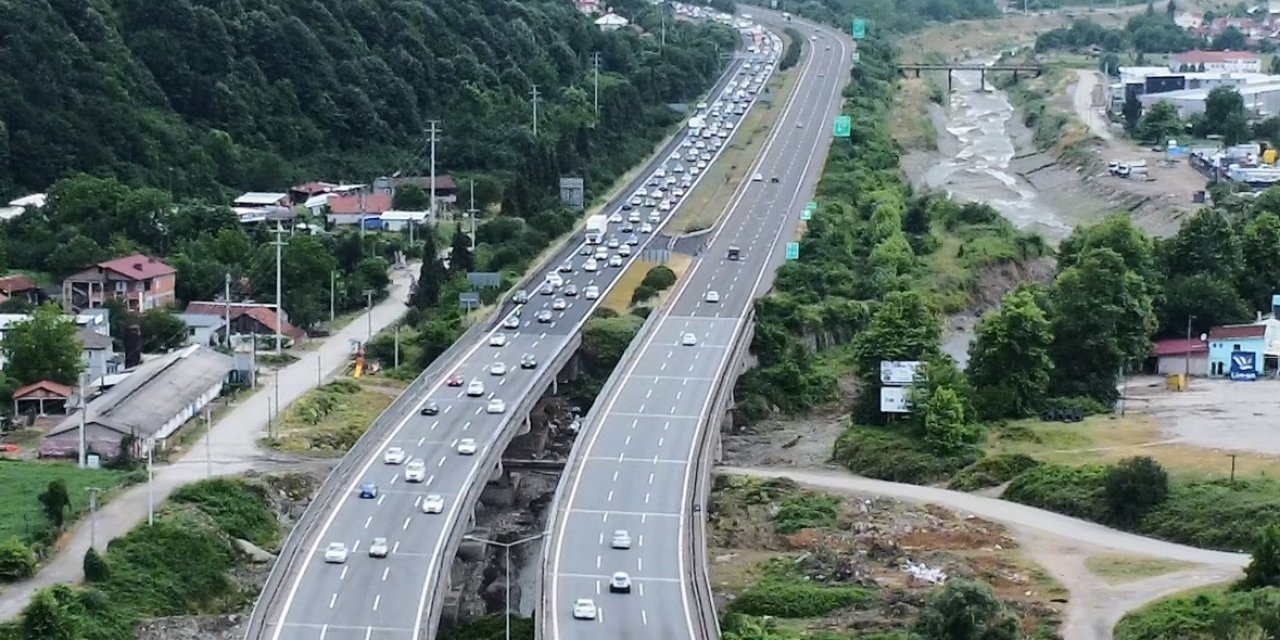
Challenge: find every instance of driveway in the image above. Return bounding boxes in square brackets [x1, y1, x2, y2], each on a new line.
[0, 265, 416, 621]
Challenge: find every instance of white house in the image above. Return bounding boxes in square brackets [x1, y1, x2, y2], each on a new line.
[0, 193, 46, 221]
[381, 210, 430, 232]
[595, 13, 629, 31]
[1169, 50, 1262, 74]
[233, 192, 290, 208]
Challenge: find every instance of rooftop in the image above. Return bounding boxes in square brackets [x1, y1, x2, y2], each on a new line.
[1172, 50, 1262, 63]
[1210, 323, 1267, 339]
[0, 275, 39, 293]
[75, 326, 113, 350]
[184, 301, 304, 339]
[234, 192, 290, 206]
[329, 193, 393, 215]
[1151, 337, 1209, 357]
[14, 380, 72, 399]
[387, 175, 458, 192]
[94, 254, 176, 281]
[7, 194, 45, 208]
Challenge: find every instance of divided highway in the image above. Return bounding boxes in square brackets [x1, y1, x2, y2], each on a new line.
[544, 12, 852, 640]
[247, 13, 781, 640]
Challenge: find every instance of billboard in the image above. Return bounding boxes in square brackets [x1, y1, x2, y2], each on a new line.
[559, 177, 585, 210]
[880, 361, 923, 386]
[880, 386, 910, 413]
[1230, 351, 1258, 381]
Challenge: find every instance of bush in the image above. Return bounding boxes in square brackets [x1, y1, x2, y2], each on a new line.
[1139, 477, 1280, 551]
[1042, 395, 1111, 416]
[730, 580, 871, 617]
[0, 538, 35, 580]
[913, 579, 1021, 640]
[833, 424, 977, 485]
[1240, 524, 1280, 590]
[1002, 464, 1110, 522]
[947, 454, 1043, 491]
[82, 547, 109, 583]
[1104, 457, 1169, 526]
[631, 284, 657, 304]
[170, 478, 279, 548]
[773, 493, 840, 534]
[1114, 587, 1280, 640]
[640, 265, 677, 291]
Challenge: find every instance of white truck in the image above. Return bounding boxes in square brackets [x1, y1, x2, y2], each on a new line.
[585, 214, 608, 245]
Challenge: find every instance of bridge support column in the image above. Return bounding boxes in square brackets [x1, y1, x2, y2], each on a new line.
[1013, 70, 1020, 83]
[947, 70, 953, 94]
[519, 414, 531, 436]
[980, 68, 986, 91]
[551, 377, 558, 396]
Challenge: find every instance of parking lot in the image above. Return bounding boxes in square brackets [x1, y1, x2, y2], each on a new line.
[1124, 375, 1280, 456]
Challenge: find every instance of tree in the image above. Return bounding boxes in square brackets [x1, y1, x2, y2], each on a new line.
[138, 308, 189, 352]
[2, 304, 82, 386]
[1136, 100, 1182, 144]
[1157, 274, 1249, 338]
[0, 537, 36, 580]
[967, 289, 1053, 420]
[1203, 87, 1247, 137]
[922, 386, 974, 454]
[19, 586, 76, 640]
[1122, 94, 1144, 132]
[1238, 524, 1280, 590]
[1238, 212, 1280, 309]
[250, 235, 339, 329]
[1211, 26, 1246, 51]
[449, 227, 475, 274]
[411, 225, 447, 310]
[851, 290, 942, 377]
[38, 479, 72, 529]
[83, 547, 110, 583]
[912, 579, 1020, 640]
[1050, 248, 1155, 404]
[1104, 456, 1169, 526]
[1224, 110, 1251, 146]
[391, 184, 431, 211]
[1160, 207, 1241, 281]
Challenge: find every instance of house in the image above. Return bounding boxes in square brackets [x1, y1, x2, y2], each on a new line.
[40, 345, 235, 459]
[0, 275, 44, 305]
[233, 192, 291, 208]
[327, 192, 393, 226]
[373, 175, 459, 205]
[77, 326, 118, 384]
[288, 182, 340, 204]
[62, 254, 177, 312]
[183, 301, 306, 342]
[381, 210, 431, 232]
[0, 194, 45, 222]
[12, 381, 73, 416]
[576, 0, 601, 14]
[1169, 50, 1262, 74]
[1149, 337, 1209, 376]
[595, 12, 630, 31]
[177, 312, 227, 346]
[1205, 322, 1280, 378]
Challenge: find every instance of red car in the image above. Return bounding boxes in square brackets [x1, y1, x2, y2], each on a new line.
[446, 375, 464, 387]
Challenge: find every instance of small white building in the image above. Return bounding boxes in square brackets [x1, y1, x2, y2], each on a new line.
[1169, 50, 1262, 74]
[0, 193, 46, 221]
[234, 192, 290, 208]
[595, 12, 629, 31]
[381, 210, 430, 232]
[1140, 80, 1280, 118]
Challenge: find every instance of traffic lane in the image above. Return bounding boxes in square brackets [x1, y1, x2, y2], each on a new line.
[559, 452, 690, 515]
[280, 535, 429, 631]
[555, 574, 685, 640]
[556, 501, 684, 574]
[275, 623, 414, 640]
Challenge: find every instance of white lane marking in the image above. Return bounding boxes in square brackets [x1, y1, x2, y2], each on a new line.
[321, 624, 328, 640]
[377, 494, 386, 505]
[642, 610, 648, 625]
[329, 593, 337, 609]
[607, 490, 614, 502]
[417, 437, 425, 446]
[372, 595, 382, 611]
[364, 517, 372, 529]
[403, 517, 411, 530]
[648, 473, 654, 484]
[426, 475, 435, 487]
[340, 566, 349, 581]
[382, 567, 390, 581]
[439, 456, 448, 467]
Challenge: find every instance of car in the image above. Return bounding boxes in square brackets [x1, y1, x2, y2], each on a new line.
[609, 212, 623, 223]
[572, 599, 598, 620]
[595, 247, 609, 260]
[490, 361, 507, 376]
[607, 238, 620, 249]
[770, 176, 780, 183]
[640, 223, 653, 234]
[446, 375, 464, 387]
[513, 290, 529, 304]
[536, 310, 554, 323]
[552, 298, 567, 311]
[752, 172, 763, 182]
[487, 399, 507, 414]
[705, 290, 720, 303]
[584, 285, 600, 300]
[690, 166, 700, 176]
[489, 333, 507, 347]
[818, 71, 826, 77]
[618, 245, 631, 257]
[359, 483, 378, 499]
[673, 188, 686, 198]
[421, 400, 440, 416]
[457, 438, 478, 455]
[422, 494, 445, 514]
[658, 201, 672, 212]
[609, 255, 623, 268]
[546, 272, 564, 287]
[502, 315, 520, 329]
[559, 261, 574, 273]
[609, 572, 632, 594]
[628, 211, 640, 223]
[540, 282, 555, 295]
[404, 459, 427, 482]
[611, 529, 632, 549]
[324, 542, 349, 564]
[583, 258, 598, 272]
[467, 379, 485, 397]
[579, 245, 592, 256]
[521, 353, 538, 369]
[384, 447, 406, 465]
[727, 246, 741, 260]
[696, 160, 708, 169]
[669, 151, 681, 161]
[620, 223, 633, 234]
[627, 234, 640, 245]
[368, 537, 389, 558]
[810, 34, 817, 40]
[634, 188, 648, 198]
[682, 332, 698, 346]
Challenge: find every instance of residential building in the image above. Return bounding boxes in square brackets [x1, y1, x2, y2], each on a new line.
[381, 210, 431, 231]
[576, 0, 601, 14]
[183, 301, 305, 343]
[288, 182, 340, 204]
[40, 345, 235, 459]
[0, 194, 45, 222]
[595, 12, 630, 30]
[373, 175, 459, 205]
[233, 192, 290, 208]
[1149, 337, 1209, 376]
[62, 254, 176, 312]
[327, 192, 393, 226]
[177, 312, 227, 346]
[1206, 322, 1279, 377]
[0, 275, 44, 305]
[77, 326, 118, 384]
[1140, 79, 1280, 118]
[1169, 50, 1262, 74]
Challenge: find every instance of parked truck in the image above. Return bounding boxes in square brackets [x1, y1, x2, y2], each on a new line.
[586, 214, 608, 245]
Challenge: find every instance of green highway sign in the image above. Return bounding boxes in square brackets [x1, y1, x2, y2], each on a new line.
[805, 201, 817, 212]
[801, 209, 812, 221]
[852, 18, 867, 40]
[833, 115, 852, 138]
[785, 242, 800, 260]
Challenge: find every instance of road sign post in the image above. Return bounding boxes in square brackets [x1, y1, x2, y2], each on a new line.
[801, 209, 812, 221]
[785, 242, 799, 260]
[852, 19, 866, 40]
[833, 115, 852, 138]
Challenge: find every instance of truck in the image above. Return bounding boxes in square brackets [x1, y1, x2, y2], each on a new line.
[585, 214, 608, 245]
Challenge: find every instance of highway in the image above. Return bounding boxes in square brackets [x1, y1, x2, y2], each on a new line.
[250, 10, 781, 640]
[545, 11, 851, 640]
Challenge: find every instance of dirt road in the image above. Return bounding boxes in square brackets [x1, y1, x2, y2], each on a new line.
[1073, 69, 1113, 140]
[719, 466, 1247, 640]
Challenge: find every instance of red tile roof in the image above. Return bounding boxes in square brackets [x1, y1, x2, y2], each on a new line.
[184, 302, 305, 340]
[98, 254, 175, 281]
[328, 193, 393, 215]
[392, 175, 458, 192]
[1172, 50, 1261, 64]
[0, 275, 38, 293]
[291, 181, 338, 195]
[1151, 338, 1209, 357]
[13, 380, 73, 399]
[1209, 324, 1266, 340]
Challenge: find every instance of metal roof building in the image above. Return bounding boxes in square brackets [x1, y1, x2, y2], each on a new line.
[40, 345, 234, 459]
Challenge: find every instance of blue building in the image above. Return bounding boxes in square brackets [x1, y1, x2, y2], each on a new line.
[1207, 323, 1267, 379]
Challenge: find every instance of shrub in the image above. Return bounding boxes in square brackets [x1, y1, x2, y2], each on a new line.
[1104, 457, 1169, 526]
[947, 454, 1043, 492]
[1002, 464, 1110, 523]
[0, 538, 35, 581]
[83, 547, 109, 583]
[1114, 587, 1280, 640]
[170, 478, 279, 548]
[913, 579, 1020, 640]
[833, 424, 977, 485]
[1139, 477, 1280, 551]
[730, 580, 871, 617]
[640, 265, 677, 291]
[631, 284, 657, 304]
[1042, 395, 1111, 416]
[1239, 524, 1280, 590]
[773, 493, 840, 534]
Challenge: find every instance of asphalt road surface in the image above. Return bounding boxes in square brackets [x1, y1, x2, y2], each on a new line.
[257, 27, 780, 640]
[546, 15, 852, 640]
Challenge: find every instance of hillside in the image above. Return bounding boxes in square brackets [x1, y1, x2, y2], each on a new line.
[0, 0, 734, 201]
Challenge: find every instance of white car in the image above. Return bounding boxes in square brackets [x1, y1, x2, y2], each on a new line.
[697, 160, 708, 169]
[705, 290, 720, 303]
[422, 494, 445, 514]
[658, 201, 672, 212]
[594, 248, 609, 260]
[640, 223, 653, 234]
[752, 172, 763, 182]
[634, 188, 648, 198]
[490, 362, 507, 376]
[457, 438, 478, 455]
[552, 298, 567, 311]
[611, 530, 632, 549]
[546, 273, 564, 287]
[324, 542, 349, 564]
[487, 399, 507, 414]
[368, 537, 389, 558]
[585, 285, 600, 300]
[404, 459, 427, 482]
[618, 245, 631, 257]
[608, 255, 623, 268]
[572, 598, 598, 620]
[467, 379, 485, 397]
[489, 333, 507, 347]
[608, 238, 621, 249]
[609, 572, 632, 594]
[584, 258, 598, 272]
[682, 333, 698, 346]
[383, 447, 406, 465]
[627, 212, 640, 224]
[609, 212, 624, 223]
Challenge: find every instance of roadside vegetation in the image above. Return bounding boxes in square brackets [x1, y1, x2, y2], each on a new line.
[259, 379, 396, 455]
[2, 477, 280, 640]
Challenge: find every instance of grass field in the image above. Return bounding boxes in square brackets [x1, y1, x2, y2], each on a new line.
[0, 460, 133, 546]
[1084, 554, 1195, 585]
[260, 379, 396, 455]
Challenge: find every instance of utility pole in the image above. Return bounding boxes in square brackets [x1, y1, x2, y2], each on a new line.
[317, 355, 323, 385]
[77, 372, 87, 468]
[592, 52, 602, 117]
[462, 532, 549, 640]
[394, 326, 401, 369]
[1184, 314, 1197, 386]
[427, 120, 441, 225]
[86, 487, 100, 548]
[329, 270, 336, 324]
[146, 443, 154, 526]
[204, 409, 212, 478]
[271, 223, 287, 354]
[531, 85, 541, 137]
[224, 272, 232, 347]
[364, 289, 375, 342]
[273, 370, 280, 435]
[467, 180, 479, 251]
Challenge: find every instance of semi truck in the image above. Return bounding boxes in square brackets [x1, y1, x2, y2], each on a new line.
[586, 214, 608, 244]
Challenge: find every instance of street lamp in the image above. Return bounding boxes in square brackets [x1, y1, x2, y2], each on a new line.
[1184, 314, 1197, 382]
[462, 531, 550, 640]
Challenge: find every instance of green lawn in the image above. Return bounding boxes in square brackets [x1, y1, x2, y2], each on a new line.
[0, 460, 133, 545]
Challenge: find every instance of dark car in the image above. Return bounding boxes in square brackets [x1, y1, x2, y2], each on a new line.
[769, 176, 780, 183]
[359, 483, 378, 499]
[521, 354, 538, 369]
[620, 223, 634, 234]
[446, 375, 464, 387]
[421, 400, 440, 416]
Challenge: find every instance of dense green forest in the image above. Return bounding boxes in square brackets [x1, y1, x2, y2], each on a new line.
[0, 0, 734, 203]
[756, 0, 998, 35]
